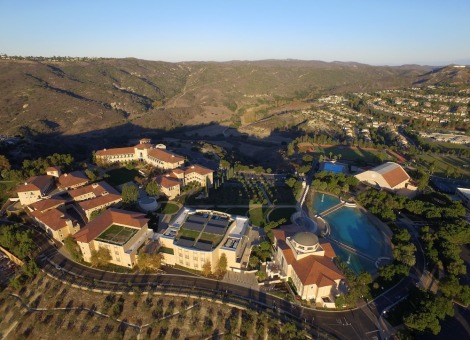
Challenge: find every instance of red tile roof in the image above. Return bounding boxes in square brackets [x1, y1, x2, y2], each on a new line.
[292, 256, 343, 286]
[31, 207, 75, 231]
[74, 208, 148, 243]
[78, 194, 122, 212]
[17, 175, 53, 193]
[28, 198, 66, 212]
[58, 171, 89, 188]
[155, 175, 180, 189]
[273, 227, 343, 286]
[148, 148, 184, 164]
[96, 147, 135, 157]
[184, 164, 213, 176]
[135, 143, 153, 150]
[68, 181, 119, 199]
[374, 162, 410, 188]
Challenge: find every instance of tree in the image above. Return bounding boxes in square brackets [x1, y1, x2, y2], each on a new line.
[0, 155, 11, 172]
[138, 249, 163, 272]
[122, 183, 138, 205]
[215, 253, 228, 279]
[90, 247, 111, 267]
[202, 260, 212, 277]
[85, 169, 99, 181]
[64, 236, 83, 262]
[22, 260, 39, 278]
[145, 181, 161, 197]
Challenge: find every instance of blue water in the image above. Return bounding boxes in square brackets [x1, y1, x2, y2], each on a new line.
[323, 162, 345, 174]
[312, 193, 340, 213]
[313, 192, 388, 273]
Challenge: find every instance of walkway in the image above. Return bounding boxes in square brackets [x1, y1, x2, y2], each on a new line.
[318, 202, 345, 217]
[324, 236, 377, 262]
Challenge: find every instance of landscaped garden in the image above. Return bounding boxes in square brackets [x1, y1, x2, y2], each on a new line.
[106, 167, 140, 186]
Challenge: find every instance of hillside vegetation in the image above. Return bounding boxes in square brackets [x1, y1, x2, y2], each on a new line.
[0, 58, 438, 137]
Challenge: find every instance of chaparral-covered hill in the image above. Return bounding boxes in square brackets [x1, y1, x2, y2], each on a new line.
[1, 57, 442, 138]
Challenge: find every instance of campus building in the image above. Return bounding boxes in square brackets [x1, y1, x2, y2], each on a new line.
[159, 208, 259, 271]
[153, 164, 214, 199]
[16, 175, 55, 205]
[74, 209, 151, 268]
[268, 227, 343, 307]
[95, 139, 185, 170]
[58, 171, 89, 190]
[68, 181, 122, 221]
[28, 198, 80, 242]
[355, 162, 417, 196]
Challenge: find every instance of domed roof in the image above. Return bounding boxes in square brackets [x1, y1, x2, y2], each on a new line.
[292, 232, 318, 247]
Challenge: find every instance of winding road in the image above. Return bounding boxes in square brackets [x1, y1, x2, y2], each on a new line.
[29, 222, 430, 340]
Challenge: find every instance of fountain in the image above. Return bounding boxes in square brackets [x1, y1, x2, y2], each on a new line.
[321, 193, 324, 203]
[347, 254, 351, 265]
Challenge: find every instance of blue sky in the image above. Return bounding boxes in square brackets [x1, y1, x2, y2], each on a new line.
[1, 0, 469, 65]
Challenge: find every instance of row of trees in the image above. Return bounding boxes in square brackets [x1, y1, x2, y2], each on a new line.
[311, 171, 359, 196]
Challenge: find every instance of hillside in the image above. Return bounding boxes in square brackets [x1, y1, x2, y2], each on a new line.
[0, 58, 436, 138]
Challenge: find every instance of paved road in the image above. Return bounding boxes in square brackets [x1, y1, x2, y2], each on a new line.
[34, 232, 381, 340]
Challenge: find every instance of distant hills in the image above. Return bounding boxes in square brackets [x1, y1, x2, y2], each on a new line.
[0, 58, 468, 138]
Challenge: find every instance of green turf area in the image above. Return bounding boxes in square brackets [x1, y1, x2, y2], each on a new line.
[198, 233, 224, 246]
[268, 207, 296, 223]
[158, 246, 174, 255]
[417, 153, 470, 178]
[106, 167, 140, 185]
[157, 202, 180, 214]
[248, 206, 272, 227]
[95, 224, 138, 245]
[177, 228, 200, 240]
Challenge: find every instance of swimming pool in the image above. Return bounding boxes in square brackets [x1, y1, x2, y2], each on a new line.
[312, 192, 389, 273]
[321, 162, 346, 174]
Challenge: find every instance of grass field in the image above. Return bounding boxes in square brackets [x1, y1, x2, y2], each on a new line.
[248, 206, 272, 227]
[268, 207, 297, 223]
[96, 224, 138, 245]
[418, 154, 470, 178]
[106, 167, 140, 185]
[157, 202, 180, 214]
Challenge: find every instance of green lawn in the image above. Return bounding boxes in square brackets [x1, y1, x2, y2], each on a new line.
[248, 206, 272, 227]
[157, 202, 180, 214]
[96, 224, 138, 245]
[106, 167, 140, 185]
[268, 207, 296, 223]
[177, 228, 199, 240]
[417, 154, 470, 178]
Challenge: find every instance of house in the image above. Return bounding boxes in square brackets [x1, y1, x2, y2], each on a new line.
[68, 181, 122, 221]
[95, 139, 185, 170]
[355, 162, 417, 196]
[155, 175, 181, 200]
[159, 208, 259, 271]
[29, 199, 80, 242]
[46, 166, 61, 178]
[17, 175, 55, 205]
[73, 208, 151, 268]
[269, 228, 343, 307]
[181, 165, 214, 187]
[58, 171, 89, 190]
[154, 164, 214, 199]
